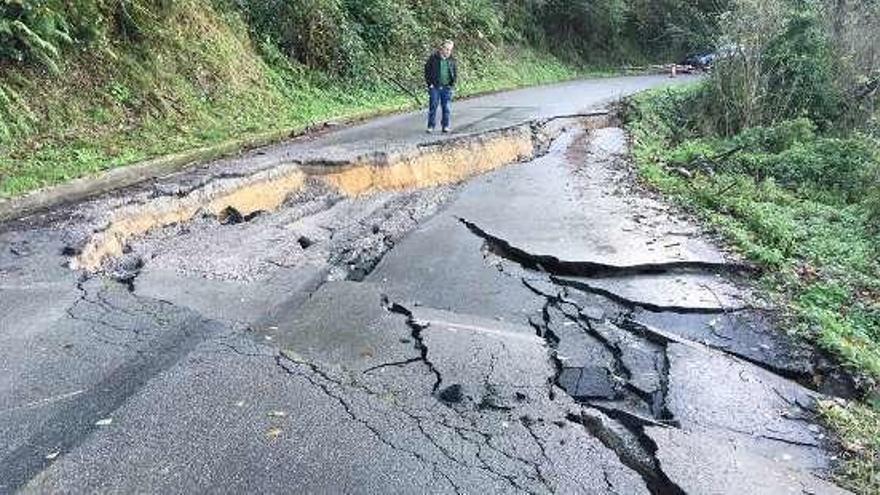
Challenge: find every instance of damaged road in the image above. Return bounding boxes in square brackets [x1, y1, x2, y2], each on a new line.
[0, 75, 854, 494]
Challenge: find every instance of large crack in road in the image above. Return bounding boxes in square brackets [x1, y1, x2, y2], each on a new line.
[0, 77, 856, 494]
[458, 217, 755, 278]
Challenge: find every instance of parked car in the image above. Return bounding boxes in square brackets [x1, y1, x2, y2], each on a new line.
[681, 50, 717, 70]
[681, 44, 740, 71]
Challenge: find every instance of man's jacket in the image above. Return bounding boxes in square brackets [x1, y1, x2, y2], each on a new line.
[424, 52, 457, 88]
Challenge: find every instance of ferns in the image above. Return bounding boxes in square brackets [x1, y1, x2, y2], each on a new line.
[2, 0, 738, 75]
[0, 1, 172, 71]
[0, 82, 36, 145]
[0, 1, 72, 72]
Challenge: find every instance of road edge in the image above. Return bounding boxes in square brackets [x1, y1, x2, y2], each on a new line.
[0, 107, 399, 224]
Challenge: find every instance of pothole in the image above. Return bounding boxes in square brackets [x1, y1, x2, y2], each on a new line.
[297, 236, 313, 250]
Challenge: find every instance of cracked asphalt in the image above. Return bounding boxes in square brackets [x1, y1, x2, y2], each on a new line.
[0, 76, 854, 494]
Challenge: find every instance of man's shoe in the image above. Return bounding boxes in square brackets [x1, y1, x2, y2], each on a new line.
[426, 128, 434, 134]
[442, 127, 451, 133]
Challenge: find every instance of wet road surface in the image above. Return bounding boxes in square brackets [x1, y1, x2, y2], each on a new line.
[0, 75, 852, 494]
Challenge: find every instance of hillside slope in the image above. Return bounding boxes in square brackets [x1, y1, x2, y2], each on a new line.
[0, 1, 559, 196]
[0, 0, 718, 198]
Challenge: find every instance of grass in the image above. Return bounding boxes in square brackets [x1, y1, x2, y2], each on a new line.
[0, 1, 589, 199]
[625, 84, 880, 494]
[821, 400, 880, 494]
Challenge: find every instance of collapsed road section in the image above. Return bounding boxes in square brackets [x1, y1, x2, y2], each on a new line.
[0, 77, 856, 493]
[66, 114, 610, 273]
[360, 126, 853, 494]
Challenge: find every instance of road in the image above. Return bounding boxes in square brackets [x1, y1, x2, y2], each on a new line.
[0, 75, 851, 494]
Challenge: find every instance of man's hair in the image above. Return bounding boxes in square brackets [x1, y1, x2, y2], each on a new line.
[441, 39, 454, 48]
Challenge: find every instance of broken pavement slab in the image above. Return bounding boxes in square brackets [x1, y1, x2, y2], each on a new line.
[628, 309, 818, 378]
[368, 122, 851, 492]
[250, 281, 654, 494]
[449, 127, 732, 268]
[569, 407, 686, 495]
[129, 186, 455, 325]
[648, 427, 851, 495]
[555, 272, 755, 313]
[408, 306, 552, 404]
[388, 304, 655, 494]
[662, 342, 834, 471]
[368, 214, 548, 330]
[263, 281, 420, 376]
[61, 115, 595, 273]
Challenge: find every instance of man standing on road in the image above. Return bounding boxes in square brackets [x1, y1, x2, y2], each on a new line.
[425, 40, 457, 133]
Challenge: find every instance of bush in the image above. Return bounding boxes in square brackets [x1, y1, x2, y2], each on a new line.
[343, 0, 423, 53]
[0, 1, 173, 72]
[3, 0, 735, 77]
[703, 2, 845, 134]
[703, 1, 880, 135]
[630, 85, 880, 226]
[768, 137, 876, 198]
[661, 116, 880, 205]
[865, 157, 880, 228]
[237, 0, 369, 77]
[625, 84, 706, 146]
[732, 118, 817, 153]
[730, 122, 877, 203]
[236, 0, 512, 79]
[0, 1, 72, 72]
[514, 0, 732, 64]
[761, 10, 841, 127]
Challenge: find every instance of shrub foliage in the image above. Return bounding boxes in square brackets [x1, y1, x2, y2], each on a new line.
[2, 0, 734, 74]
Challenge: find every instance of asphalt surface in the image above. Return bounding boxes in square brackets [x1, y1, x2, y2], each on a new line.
[0, 75, 853, 494]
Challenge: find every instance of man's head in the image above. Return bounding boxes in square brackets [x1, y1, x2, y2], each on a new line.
[439, 40, 454, 59]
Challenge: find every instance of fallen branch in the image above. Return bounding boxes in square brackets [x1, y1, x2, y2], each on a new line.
[370, 63, 423, 108]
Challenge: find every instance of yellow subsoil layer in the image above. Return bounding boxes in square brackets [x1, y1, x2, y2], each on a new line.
[314, 127, 534, 195]
[73, 166, 306, 270]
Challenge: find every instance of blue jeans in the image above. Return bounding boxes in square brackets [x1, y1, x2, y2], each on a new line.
[428, 86, 453, 129]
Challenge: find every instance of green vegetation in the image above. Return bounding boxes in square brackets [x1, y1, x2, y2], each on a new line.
[0, 1, 570, 197]
[2, 0, 879, 490]
[628, 88, 880, 376]
[629, 84, 880, 495]
[821, 400, 880, 494]
[624, 1, 879, 491]
[4, 0, 876, 485]
[0, 0, 731, 198]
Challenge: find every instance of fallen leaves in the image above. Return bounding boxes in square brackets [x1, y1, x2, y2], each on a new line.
[265, 427, 283, 441]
